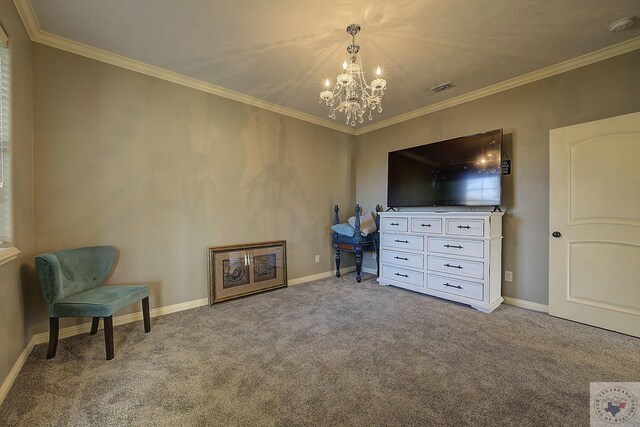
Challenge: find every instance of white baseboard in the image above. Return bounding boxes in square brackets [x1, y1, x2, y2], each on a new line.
[362, 267, 377, 275]
[28, 269, 365, 346]
[503, 296, 549, 313]
[288, 267, 356, 286]
[0, 338, 35, 406]
[32, 297, 209, 345]
[375, 276, 548, 313]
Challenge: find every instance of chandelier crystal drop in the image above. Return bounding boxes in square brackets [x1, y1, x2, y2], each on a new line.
[319, 24, 387, 127]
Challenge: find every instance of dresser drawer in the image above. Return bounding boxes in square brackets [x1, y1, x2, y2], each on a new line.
[382, 265, 424, 287]
[410, 218, 442, 234]
[445, 219, 484, 237]
[381, 233, 424, 251]
[382, 250, 424, 270]
[427, 255, 485, 280]
[381, 217, 408, 232]
[427, 237, 484, 258]
[427, 274, 483, 301]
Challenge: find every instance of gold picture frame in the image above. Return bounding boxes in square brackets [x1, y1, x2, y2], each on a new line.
[207, 241, 287, 304]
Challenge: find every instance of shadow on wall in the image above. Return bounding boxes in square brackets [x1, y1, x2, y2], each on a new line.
[31, 81, 255, 332]
[242, 113, 315, 247]
[20, 263, 37, 342]
[36, 80, 251, 247]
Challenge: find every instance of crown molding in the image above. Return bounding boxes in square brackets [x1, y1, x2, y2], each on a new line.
[14, 0, 640, 138]
[13, 0, 356, 136]
[354, 35, 640, 136]
[12, 0, 37, 40]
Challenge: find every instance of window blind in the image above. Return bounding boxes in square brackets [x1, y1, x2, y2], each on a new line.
[0, 42, 11, 244]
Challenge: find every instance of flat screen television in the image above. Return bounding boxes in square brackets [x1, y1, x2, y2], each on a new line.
[387, 129, 502, 207]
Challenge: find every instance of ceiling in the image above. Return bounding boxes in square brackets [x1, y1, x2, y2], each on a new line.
[19, 0, 640, 133]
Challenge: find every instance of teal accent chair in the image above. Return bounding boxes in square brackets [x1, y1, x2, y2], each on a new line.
[35, 246, 151, 360]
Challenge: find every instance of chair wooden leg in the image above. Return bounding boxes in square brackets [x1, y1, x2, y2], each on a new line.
[46, 317, 59, 359]
[355, 247, 363, 283]
[89, 317, 100, 335]
[104, 316, 114, 360]
[142, 297, 151, 333]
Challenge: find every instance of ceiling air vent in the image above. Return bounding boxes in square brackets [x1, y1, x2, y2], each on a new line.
[431, 81, 456, 93]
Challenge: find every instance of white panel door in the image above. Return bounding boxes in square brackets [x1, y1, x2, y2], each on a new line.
[549, 111, 640, 337]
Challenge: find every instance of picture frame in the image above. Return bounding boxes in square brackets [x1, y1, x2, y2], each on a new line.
[207, 240, 287, 304]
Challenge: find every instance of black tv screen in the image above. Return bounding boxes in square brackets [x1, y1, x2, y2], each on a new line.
[387, 129, 502, 207]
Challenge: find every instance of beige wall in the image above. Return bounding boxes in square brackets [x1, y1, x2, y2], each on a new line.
[31, 44, 356, 333]
[355, 50, 640, 305]
[0, 0, 34, 391]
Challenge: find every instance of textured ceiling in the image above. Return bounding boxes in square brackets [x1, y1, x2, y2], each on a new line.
[27, 0, 640, 130]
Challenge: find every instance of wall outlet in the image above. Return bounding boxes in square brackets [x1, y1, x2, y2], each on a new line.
[315, 254, 320, 263]
[504, 271, 513, 282]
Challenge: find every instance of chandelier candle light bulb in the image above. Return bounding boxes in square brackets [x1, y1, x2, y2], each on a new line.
[318, 24, 387, 126]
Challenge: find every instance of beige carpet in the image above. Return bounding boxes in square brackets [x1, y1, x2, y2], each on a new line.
[1, 272, 638, 426]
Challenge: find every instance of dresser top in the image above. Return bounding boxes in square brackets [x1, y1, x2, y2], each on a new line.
[378, 211, 504, 218]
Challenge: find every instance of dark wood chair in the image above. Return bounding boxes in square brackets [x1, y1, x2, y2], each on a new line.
[333, 204, 382, 282]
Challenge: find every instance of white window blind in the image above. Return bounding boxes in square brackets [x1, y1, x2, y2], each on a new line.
[0, 39, 11, 245]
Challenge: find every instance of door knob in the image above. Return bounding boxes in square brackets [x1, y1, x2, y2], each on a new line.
[552, 231, 561, 238]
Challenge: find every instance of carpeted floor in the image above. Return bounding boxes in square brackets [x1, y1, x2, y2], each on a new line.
[1, 272, 638, 426]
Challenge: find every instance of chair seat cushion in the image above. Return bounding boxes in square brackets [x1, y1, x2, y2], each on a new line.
[331, 223, 357, 237]
[52, 285, 149, 317]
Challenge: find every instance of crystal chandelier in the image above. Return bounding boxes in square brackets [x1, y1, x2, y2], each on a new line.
[319, 24, 387, 126]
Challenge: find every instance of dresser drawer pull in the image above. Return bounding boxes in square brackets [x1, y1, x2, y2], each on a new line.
[444, 244, 463, 249]
[444, 263, 463, 269]
[443, 283, 463, 289]
[394, 256, 409, 261]
[390, 222, 400, 226]
[420, 223, 432, 227]
[394, 273, 409, 278]
[457, 225, 471, 229]
[394, 239, 409, 243]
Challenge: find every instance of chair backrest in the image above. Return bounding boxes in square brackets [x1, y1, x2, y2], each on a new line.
[35, 246, 116, 313]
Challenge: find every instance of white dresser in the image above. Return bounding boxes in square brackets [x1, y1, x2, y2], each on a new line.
[377, 211, 504, 313]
